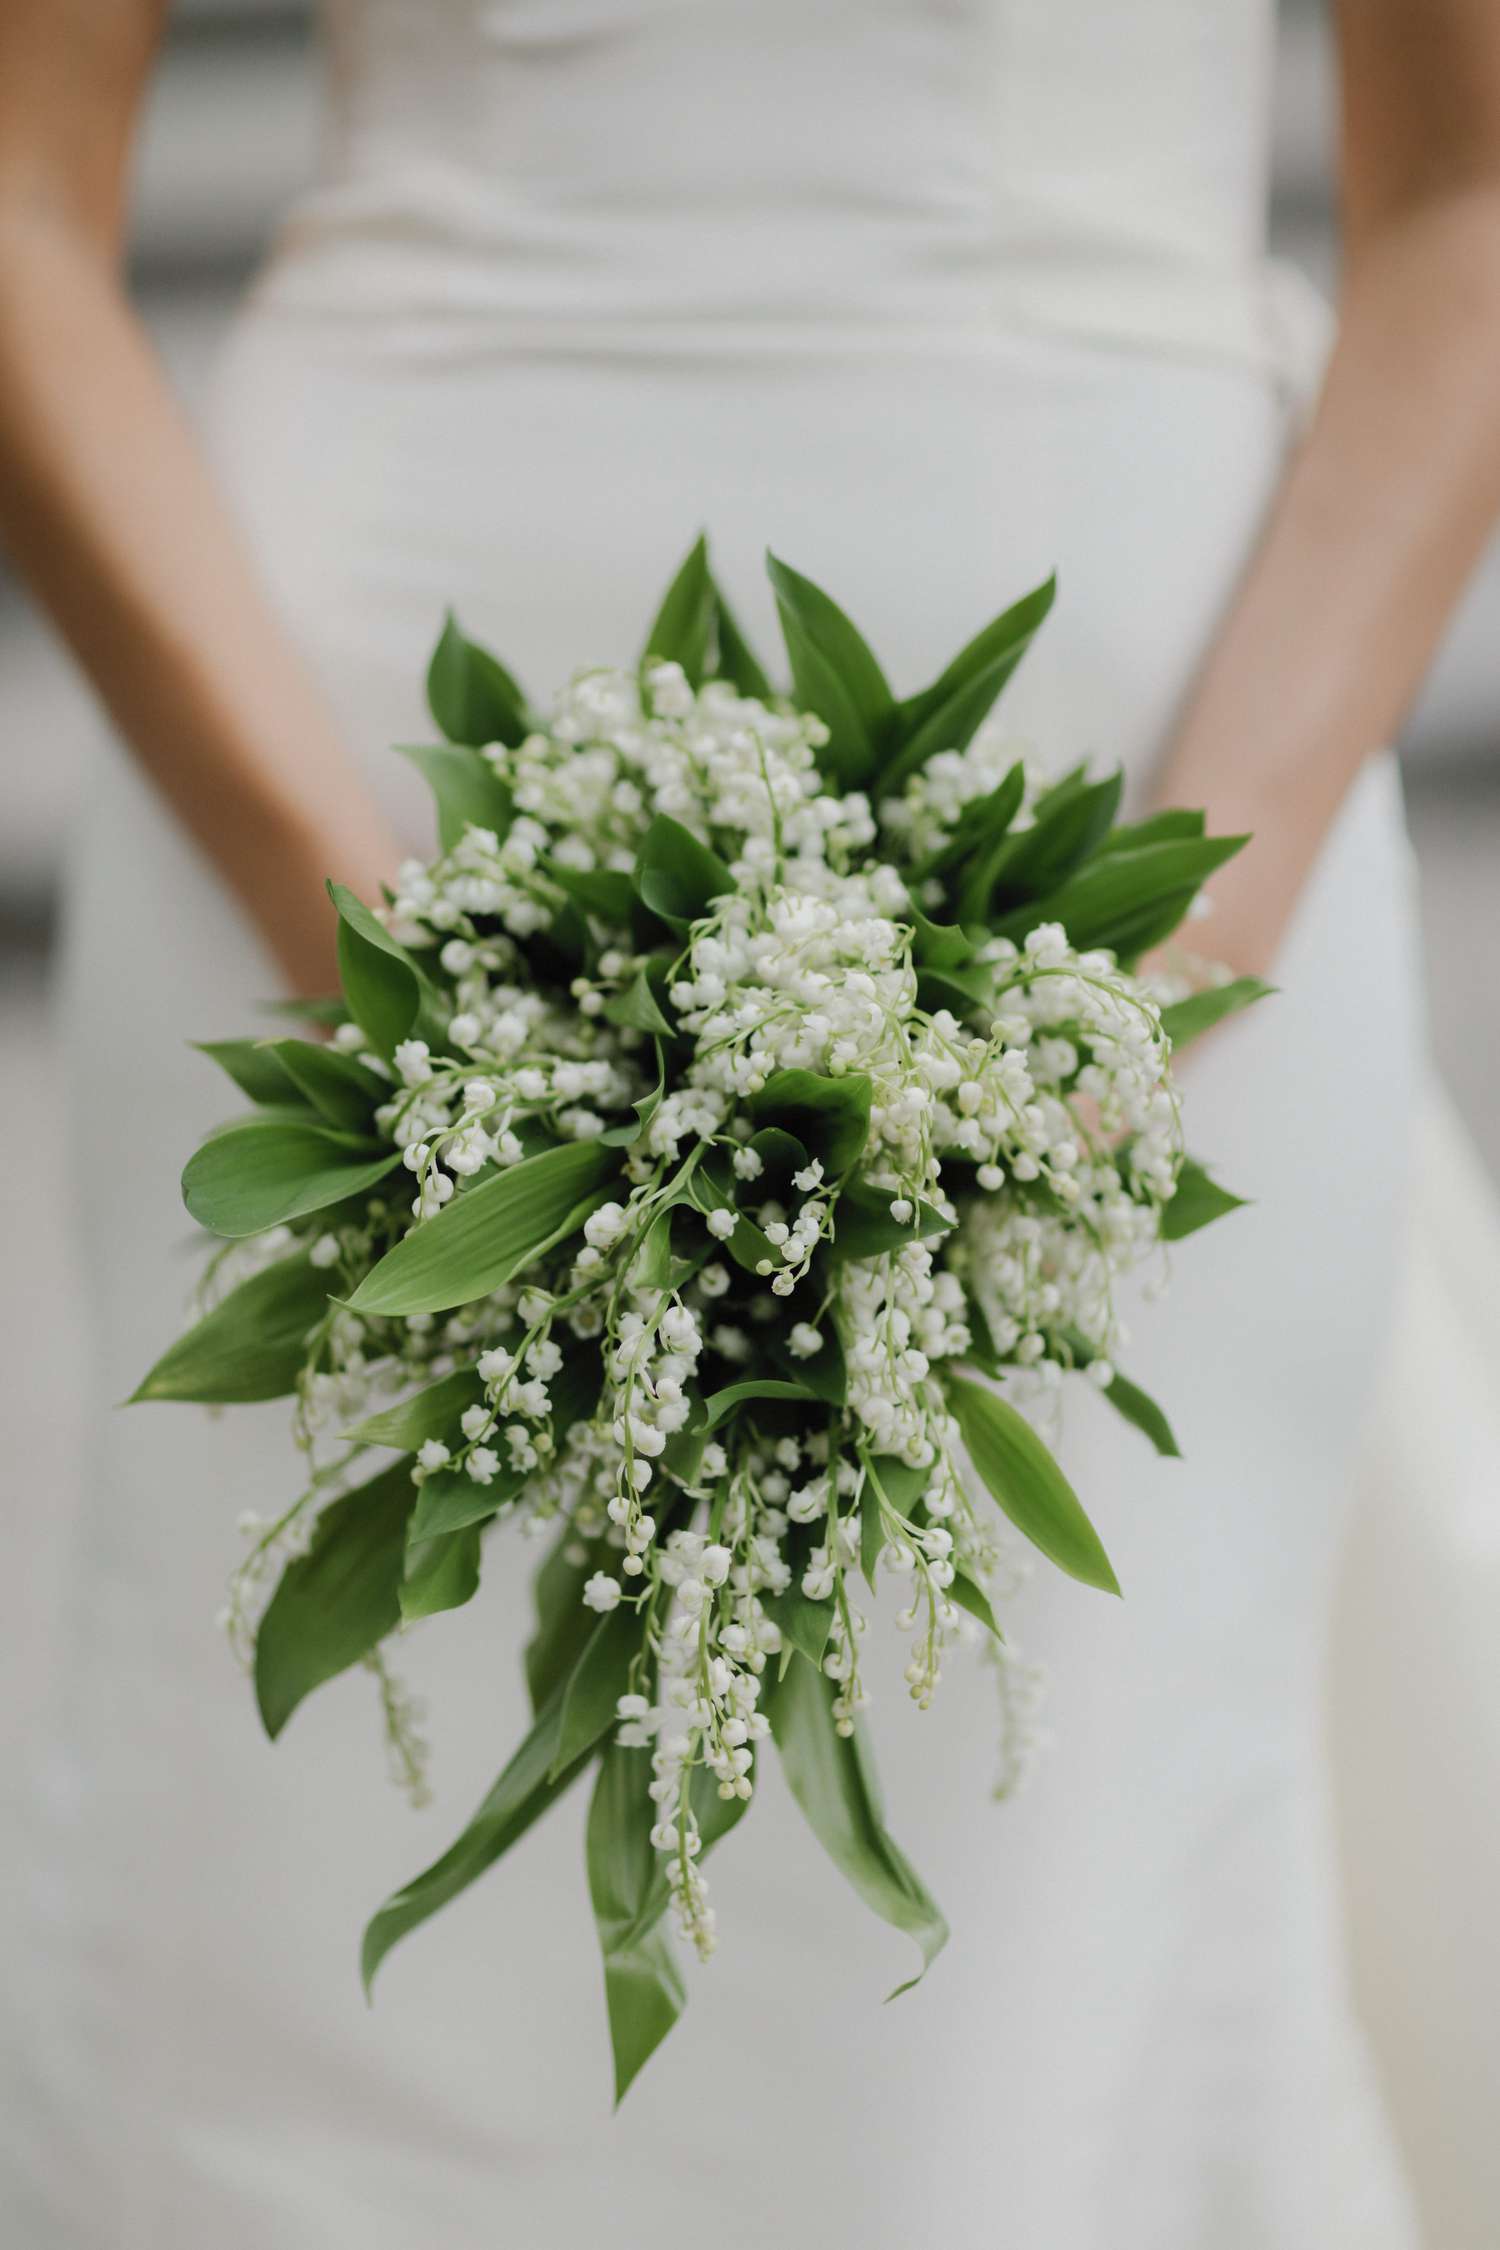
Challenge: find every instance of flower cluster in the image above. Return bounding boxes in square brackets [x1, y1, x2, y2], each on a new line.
[141, 548, 1259, 2095]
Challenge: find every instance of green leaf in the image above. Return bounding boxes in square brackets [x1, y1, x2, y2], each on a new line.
[987, 834, 1248, 952]
[426, 611, 530, 748]
[345, 1140, 619, 1317]
[182, 1118, 399, 1238]
[192, 1038, 298, 1106]
[962, 770, 1123, 922]
[544, 863, 638, 926]
[551, 1602, 645, 1780]
[602, 966, 676, 1037]
[396, 743, 514, 852]
[682, 1159, 782, 1277]
[263, 1039, 388, 1133]
[633, 814, 735, 930]
[946, 1371, 1120, 1594]
[882, 577, 1055, 796]
[400, 1521, 483, 1620]
[641, 534, 716, 688]
[260, 993, 348, 1030]
[949, 1570, 1004, 1639]
[254, 1461, 415, 1738]
[1099, 1371, 1182, 1460]
[747, 1069, 872, 1178]
[328, 882, 443, 1060]
[406, 1466, 516, 1543]
[910, 763, 1027, 882]
[1160, 1158, 1249, 1242]
[762, 1572, 836, 1670]
[1095, 808, 1204, 854]
[131, 1250, 329, 1404]
[1158, 975, 1275, 1048]
[769, 1657, 947, 1996]
[362, 1680, 585, 1995]
[714, 586, 773, 700]
[859, 1478, 885, 1588]
[525, 1523, 607, 1714]
[829, 1181, 952, 1262]
[766, 552, 894, 788]
[586, 1739, 688, 2102]
[348, 1365, 486, 1451]
[699, 1378, 821, 1432]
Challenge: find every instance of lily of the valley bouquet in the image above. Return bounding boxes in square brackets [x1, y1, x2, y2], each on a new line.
[136, 542, 1267, 2097]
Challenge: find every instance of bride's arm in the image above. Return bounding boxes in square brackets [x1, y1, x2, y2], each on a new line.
[1154, 0, 1500, 976]
[0, 0, 401, 995]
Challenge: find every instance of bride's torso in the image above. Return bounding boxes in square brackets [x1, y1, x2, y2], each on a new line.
[264, 0, 1281, 362]
[202, 2, 1298, 833]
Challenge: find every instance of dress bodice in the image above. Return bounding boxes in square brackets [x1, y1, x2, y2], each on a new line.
[263, 0, 1287, 370]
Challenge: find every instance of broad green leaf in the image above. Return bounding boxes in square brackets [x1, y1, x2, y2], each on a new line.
[328, 882, 442, 1059]
[348, 1365, 486, 1451]
[1100, 1371, 1182, 1459]
[362, 1680, 585, 1994]
[747, 1068, 872, 1178]
[829, 1182, 952, 1262]
[396, 743, 514, 852]
[949, 1570, 1003, 1639]
[699, 1378, 822, 1432]
[544, 862, 638, 926]
[182, 1118, 399, 1238]
[766, 553, 894, 788]
[1105, 886, 1204, 963]
[399, 1522, 483, 1620]
[987, 834, 1247, 952]
[345, 1140, 618, 1317]
[426, 611, 530, 748]
[264, 1039, 388, 1133]
[586, 1739, 689, 2103]
[633, 815, 735, 929]
[762, 1575, 836, 1670]
[254, 1461, 414, 1738]
[769, 1657, 947, 1996]
[962, 770, 1123, 922]
[896, 577, 1056, 739]
[1095, 808, 1204, 854]
[947, 1371, 1120, 1594]
[551, 1602, 645, 1779]
[587, 1751, 751, 2103]
[641, 534, 715, 688]
[910, 763, 1027, 882]
[714, 585, 773, 700]
[192, 1038, 298, 1106]
[131, 1250, 328, 1404]
[859, 1479, 885, 1587]
[1161, 1158, 1249, 1242]
[602, 966, 676, 1037]
[406, 1466, 516, 1543]
[525, 1522, 607, 1714]
[905, 899, 978, 971]
[682, 1159, 782, 1277]
[1158, 976, 1275, 1048]
[882, 577, 1055, 796]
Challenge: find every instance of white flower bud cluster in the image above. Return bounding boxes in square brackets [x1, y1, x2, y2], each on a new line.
[205, 657, 1195, 1925]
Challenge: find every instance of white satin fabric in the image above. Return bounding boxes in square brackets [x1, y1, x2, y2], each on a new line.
[12, 3, 1489, 2244]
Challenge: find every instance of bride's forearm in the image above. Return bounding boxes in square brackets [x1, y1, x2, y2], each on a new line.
[1155, 183, 1500, 976]
[0, 170, 399, 995]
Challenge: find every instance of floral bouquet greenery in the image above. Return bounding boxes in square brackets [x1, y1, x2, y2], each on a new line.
[134, 540, 1268, 2098]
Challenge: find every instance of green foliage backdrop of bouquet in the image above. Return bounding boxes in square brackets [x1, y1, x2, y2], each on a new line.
[135, 540, 1269, 2098]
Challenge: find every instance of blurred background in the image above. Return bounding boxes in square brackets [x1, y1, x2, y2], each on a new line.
[1, 0, 1496, 2236]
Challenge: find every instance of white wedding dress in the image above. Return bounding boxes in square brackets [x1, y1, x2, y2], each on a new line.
[11, 3, 1485, 2244]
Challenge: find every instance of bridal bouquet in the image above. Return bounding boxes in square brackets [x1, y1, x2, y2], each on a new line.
[135, 542, 1267, 2097]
